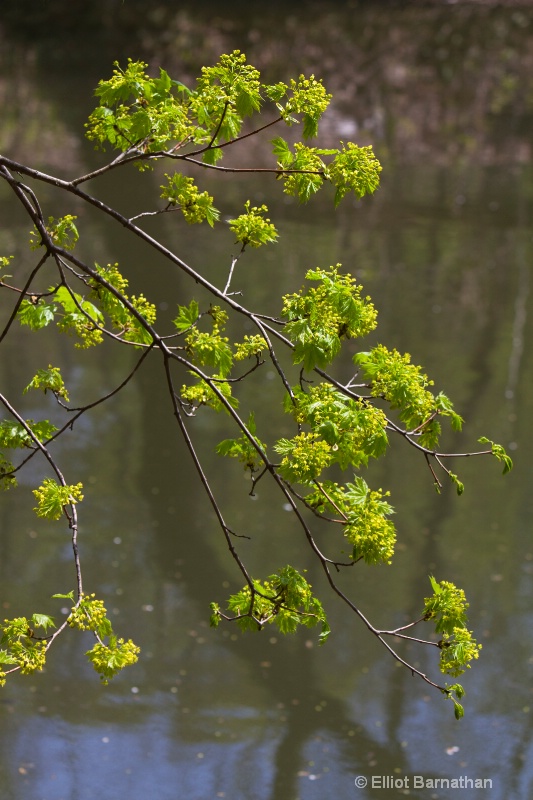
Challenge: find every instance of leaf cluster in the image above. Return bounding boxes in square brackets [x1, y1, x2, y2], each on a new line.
[177, 305, 265, 407]
[282, 266, 378, 370]
[0, 614, 55, 680]
[185, 314, 233, 378]
[216, 412, 267, 473]
[24, 365, 70, 402]
[307, 476, 396, 565]
[478, 437, 513, 474]
[33, 478, 84, 520]
[273, 138, 382, 205]
[424, 577, 481, 677]
[326, 142, 383, 206]
[85, 51, 331, 165]
[212, 566, 330, 643]
[275, 432, 333, 484]
[355, 345, 463, 447]
[181, 377, 237, 414]
[18, 284, 104, 348]
[284, 384, 388, 469]
[0, 419, 57, 449]
[86, 59, 196, 157]
[68, 593, 140, 684]
[160, 173, 219, 226]
[0, 255, 13, 278]
[84, 53, 381, 217]
[18, 262, 156, 349]
[282, 74, 332, 138]
[30, 215, 79, 251]
[273, 139, 330, 202]
[0, 453, 16, 491]
[86, 639, 140, 685]
[89, 263, 156, 346]
[228, 201, 278, 248]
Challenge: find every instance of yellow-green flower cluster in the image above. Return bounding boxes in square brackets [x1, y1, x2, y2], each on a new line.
[8, 640, 47, 675]
[68, 594, 107, 632]
[33, 479, 84, 520]
[345, 492, 396, 565]
[283, 266, 378, 370]
[286, 383, 388, 468]
[233, 335, 267, 361]
[86, 639, 140, 685]
[439, 628, 482, 677]
[275, 432, 333, 483]
[181, 378, 237, 413]
[228, 202, 278, 248]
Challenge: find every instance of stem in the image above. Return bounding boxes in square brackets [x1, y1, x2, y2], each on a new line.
[0, 394, 83, 600]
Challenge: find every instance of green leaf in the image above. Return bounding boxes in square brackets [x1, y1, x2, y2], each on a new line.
[215, 414, 266, 471]
[97, 617, 114, 639]
[0, 649, 18, 665]
[160, 173, 219, 226]
[0, 421, 32, 449]
[33, 479, 84, 520]
[30, 613, 55, 632]
[0, 453, 17, 491]
[449, 472, 465, 496]
[435, 392, 463, 431]
[181, 377, 238, 413]
[478, 437, 513, 474]
[235, 88, 262, 118]
[348, 476, 370, 505]
[185, 328, 233, 377]
[18, 299, 55, 330]
[327, 143, 382, 205]
[30, 215, 79, 251]
[24, 366, 70, 401]
[201, 146, 223, 165]
[318, 621, 331, 645]
[52, 591, 75, 600]
[173, 299, 200, 331]
[272, 136, 292, 166]
[283, 266, 377, 370]
[228, 201, 278, 248]
[153, 67, 172, 95]
[55, 286, 104, 325]
[453, 699, 464, 720]
[209, 602, 221, 627]
[0, 419, 57, 449]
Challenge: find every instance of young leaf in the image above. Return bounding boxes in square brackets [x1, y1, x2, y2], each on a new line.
[52, 591, 75, 601]
[30, 613, 55, 633]
[18, 299, 55, 331]
[478, 437, 513, 474]
[33, 479, 84, 520]
[0, 650, 18, 665]
[228, 201, 278, 248]
[173, 300, 199, 332]
[24, 366, 70, 402]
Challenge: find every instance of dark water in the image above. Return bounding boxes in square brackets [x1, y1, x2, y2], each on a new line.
[1, 4, 533, 799]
